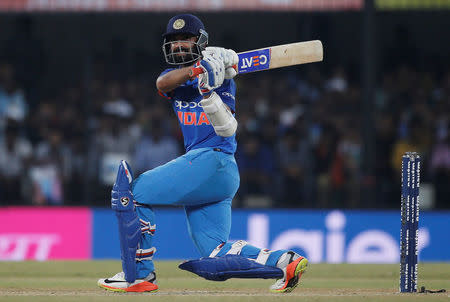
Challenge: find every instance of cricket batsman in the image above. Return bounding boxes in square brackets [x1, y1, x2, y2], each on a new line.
[98, 13, 308, 293]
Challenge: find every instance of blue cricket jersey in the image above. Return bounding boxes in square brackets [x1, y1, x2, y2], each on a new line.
[159, 68, 237, 154]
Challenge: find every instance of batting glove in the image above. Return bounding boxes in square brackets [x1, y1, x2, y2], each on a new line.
[204, 47, 239, 79]
[195, 53, 225, 95]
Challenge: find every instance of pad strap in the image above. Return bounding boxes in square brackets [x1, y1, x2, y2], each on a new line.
[255, 249, 272, 265]
[209, 242, 225, 258]
[136, 247, 156, 261]
[226, 240, 248, 255]
[140, 219, 156, 235]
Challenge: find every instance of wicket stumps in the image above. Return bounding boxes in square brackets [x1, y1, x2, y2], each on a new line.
[400, 152, 420, 293]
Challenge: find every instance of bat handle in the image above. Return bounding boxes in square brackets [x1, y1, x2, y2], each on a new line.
[189, 65, 238, 79]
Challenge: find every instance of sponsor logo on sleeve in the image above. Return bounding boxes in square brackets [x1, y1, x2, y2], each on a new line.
[221, 92, 235, 100]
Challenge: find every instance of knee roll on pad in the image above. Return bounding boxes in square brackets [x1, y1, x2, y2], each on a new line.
[200, 91, 237, 137]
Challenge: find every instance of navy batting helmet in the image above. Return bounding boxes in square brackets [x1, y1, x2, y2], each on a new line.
[162, 14, 209, 65]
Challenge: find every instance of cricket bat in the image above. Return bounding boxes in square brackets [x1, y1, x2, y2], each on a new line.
[191, 40, 323, 77]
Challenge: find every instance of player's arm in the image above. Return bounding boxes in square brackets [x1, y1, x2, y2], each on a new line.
[156, 67, 193, 93]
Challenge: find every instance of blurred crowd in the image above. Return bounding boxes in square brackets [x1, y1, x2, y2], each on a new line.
[0, 56, 449, 208]
[235, 65, 449, 209]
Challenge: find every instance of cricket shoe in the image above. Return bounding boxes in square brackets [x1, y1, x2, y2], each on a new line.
[270, 251, 308, 293]
[98, 271, 158, 293]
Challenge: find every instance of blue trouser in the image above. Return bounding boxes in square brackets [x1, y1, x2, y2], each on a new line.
[131, 148, 286, 278]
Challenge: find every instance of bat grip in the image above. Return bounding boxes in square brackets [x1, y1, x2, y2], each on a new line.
[189, 67, 204, 78]
[189, 65, 238, 79]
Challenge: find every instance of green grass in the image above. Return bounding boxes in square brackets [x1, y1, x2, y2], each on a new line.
[0, 261, 449, 302]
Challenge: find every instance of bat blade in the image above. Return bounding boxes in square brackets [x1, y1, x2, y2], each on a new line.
[237, 40, 323, 74]
[189, 40, 323, 78]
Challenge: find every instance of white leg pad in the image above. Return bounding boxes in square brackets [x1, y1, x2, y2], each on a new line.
[200, 91, 237, 137]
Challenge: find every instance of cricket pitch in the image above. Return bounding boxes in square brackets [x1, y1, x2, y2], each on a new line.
[0, 261, 448, 302]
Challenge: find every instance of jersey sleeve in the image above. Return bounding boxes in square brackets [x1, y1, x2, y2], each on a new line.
[158, 68, 175, 99]
[215, 79, 236, 113]
[158, 68, 200, 99]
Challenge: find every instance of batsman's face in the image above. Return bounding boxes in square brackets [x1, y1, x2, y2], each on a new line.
[169, 35, 197, 60]
[163, 34, 202, 65]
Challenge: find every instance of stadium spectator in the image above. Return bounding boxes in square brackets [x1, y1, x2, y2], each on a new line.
[0, 63, 28, 139]
[0, 121, 32, 204]
[430, 133, 450, 209]
[0, 53, 448, 208]
[28, 128, 65, 205]
[235, 133, 276, 206]
[276, 128, 308, 207]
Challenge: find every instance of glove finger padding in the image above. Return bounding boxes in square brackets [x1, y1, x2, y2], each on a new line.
[205, 47, 238, 68]
[225, 49, 239, 68]
[225, 66, 238, 79]
[198, 53, 225, 94]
